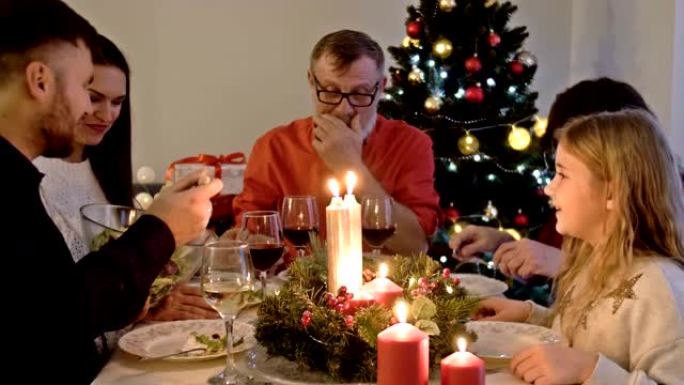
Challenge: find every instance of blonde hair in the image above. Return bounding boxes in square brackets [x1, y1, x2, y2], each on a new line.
[553, 109, 684, 341]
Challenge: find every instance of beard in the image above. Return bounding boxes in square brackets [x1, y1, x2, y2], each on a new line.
[40, 88, 77, 158]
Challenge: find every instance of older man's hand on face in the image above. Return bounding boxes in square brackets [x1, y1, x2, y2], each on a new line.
[312, 114, 363, 173]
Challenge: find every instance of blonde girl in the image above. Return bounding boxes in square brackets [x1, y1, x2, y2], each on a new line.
[477, 109, 684, 385]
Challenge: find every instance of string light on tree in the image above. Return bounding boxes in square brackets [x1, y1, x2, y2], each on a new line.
[486, 78, 496, 87]
[439, 0, 456, 12]
[454, 87, 466, 99]
[410, 54, 420, 64]
[516, 50, 537, 67]
[402, 36, 421, 48]
[433, 37, 453, 59]
[533, 116, 548, 137]
[457, 132, 480, 155]
[508, 125, 531, 151]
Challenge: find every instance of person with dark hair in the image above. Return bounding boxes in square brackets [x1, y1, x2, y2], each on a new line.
[449, 77, 654, 281]
[34, 33, 217, 335]
[0, 1, 222, 383]
[233, 30, 440, 257]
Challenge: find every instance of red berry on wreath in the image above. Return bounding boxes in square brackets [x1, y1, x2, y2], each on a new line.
[442, 268, 452, 279]
[344, 315, 355, 329]
[337, 286, 347, 296]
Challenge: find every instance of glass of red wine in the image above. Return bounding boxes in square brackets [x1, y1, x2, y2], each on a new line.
[361, 195, 396, 257]
[281, 195, 319, 257]
[237, 211, 284, 295]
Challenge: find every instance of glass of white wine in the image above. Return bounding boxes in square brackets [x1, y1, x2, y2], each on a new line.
[201, 240, 257, 385]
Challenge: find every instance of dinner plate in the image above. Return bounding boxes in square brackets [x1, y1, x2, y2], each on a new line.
[118, 319, 256, 361]
[452, 273, 508, 297]
[466, 321, 560, 369]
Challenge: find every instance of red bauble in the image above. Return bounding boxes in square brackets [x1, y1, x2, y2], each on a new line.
[514, 212, 529, 227]
[510, 61, 524, 75]
[406, 20, 423, 39]
[488, 32, 501, 47]
[465, 85, 485, 103]
[445, 207, 460, 221]
[464, 56, 482, 73]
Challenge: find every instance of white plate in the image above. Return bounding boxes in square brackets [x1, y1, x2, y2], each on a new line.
[118, 319, 256, 361]
[466, 321, 560, 369]
[452, 273, 508, 297]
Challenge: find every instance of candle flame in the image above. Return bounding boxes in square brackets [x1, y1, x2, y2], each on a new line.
[328, 179, 340, 198]
[378, 263, 389, 279]
[457, 337, 467, 353]
[394, 301, 408, 323]
[344, 171, 357, 195]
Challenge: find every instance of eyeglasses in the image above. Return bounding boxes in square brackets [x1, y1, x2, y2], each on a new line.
[313, 75, 379, 107]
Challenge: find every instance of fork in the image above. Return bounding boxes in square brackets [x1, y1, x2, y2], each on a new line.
[139, 347, 207, 361]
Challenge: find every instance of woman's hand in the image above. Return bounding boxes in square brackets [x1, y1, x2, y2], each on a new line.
[511, 344, 598, 385]
[472, 297, 532, 322]
[145, 284, 219, 321]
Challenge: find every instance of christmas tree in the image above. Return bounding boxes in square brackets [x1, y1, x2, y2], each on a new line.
[379, 0, 553, 256]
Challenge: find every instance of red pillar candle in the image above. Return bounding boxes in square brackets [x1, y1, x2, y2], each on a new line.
[362, 263, 403, 307]
[440, 337, 485, 385]
[377, 302, 429, 385]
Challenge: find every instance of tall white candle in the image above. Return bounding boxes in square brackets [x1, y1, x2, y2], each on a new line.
[343, 171, 362, 293]
[326, 179, 351, 294]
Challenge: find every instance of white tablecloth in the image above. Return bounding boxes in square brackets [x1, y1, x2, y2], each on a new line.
[92, 349, 526, 385]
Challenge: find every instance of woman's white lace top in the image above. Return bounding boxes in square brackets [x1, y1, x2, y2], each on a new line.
[34, 156, 108, 262]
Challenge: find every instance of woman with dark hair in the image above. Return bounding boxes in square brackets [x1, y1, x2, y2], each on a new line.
[449, 78, 654, 283]
[34, 35, 216, 328]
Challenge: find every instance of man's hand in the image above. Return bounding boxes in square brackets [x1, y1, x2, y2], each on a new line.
[449, 225, 513, 260]
[146, 170, 223, 248]
[312, 114, 363, 173]
[493, 239, 562, 278]
[145, 284, 219, 321]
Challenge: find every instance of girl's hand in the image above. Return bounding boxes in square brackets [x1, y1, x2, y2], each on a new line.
[472, 297, 532, 322]
[511, 344, 598, 385]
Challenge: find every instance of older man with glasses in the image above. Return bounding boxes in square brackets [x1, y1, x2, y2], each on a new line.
[233, 30, 440, 257]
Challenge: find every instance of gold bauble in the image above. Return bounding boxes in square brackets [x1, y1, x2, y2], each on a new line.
[433, 37, 453, 59]
[457, 132, 480, 155]
[508, 125, 531, 151]
[533, 116, 548, 137]
[424, 96, 443, 113]
[439, 0, 456, 12]
[408, 68, 425, 84]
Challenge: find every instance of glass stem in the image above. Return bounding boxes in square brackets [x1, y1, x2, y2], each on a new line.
[260, 271, 267, 297]
[223, 316, 237, 382]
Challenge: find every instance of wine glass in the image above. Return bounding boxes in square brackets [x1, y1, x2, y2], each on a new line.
[201, 240, 258, 385]
[237, 211, 285, 295]
[281, 195, 319, 257]
[361, 195, 396, 256]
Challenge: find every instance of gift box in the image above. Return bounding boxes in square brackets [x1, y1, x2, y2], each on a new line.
[166, 153, 246, 220]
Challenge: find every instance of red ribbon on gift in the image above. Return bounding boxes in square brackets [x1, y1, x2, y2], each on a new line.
[165, 153, 246, 220]
[164, 153, 246, 182]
